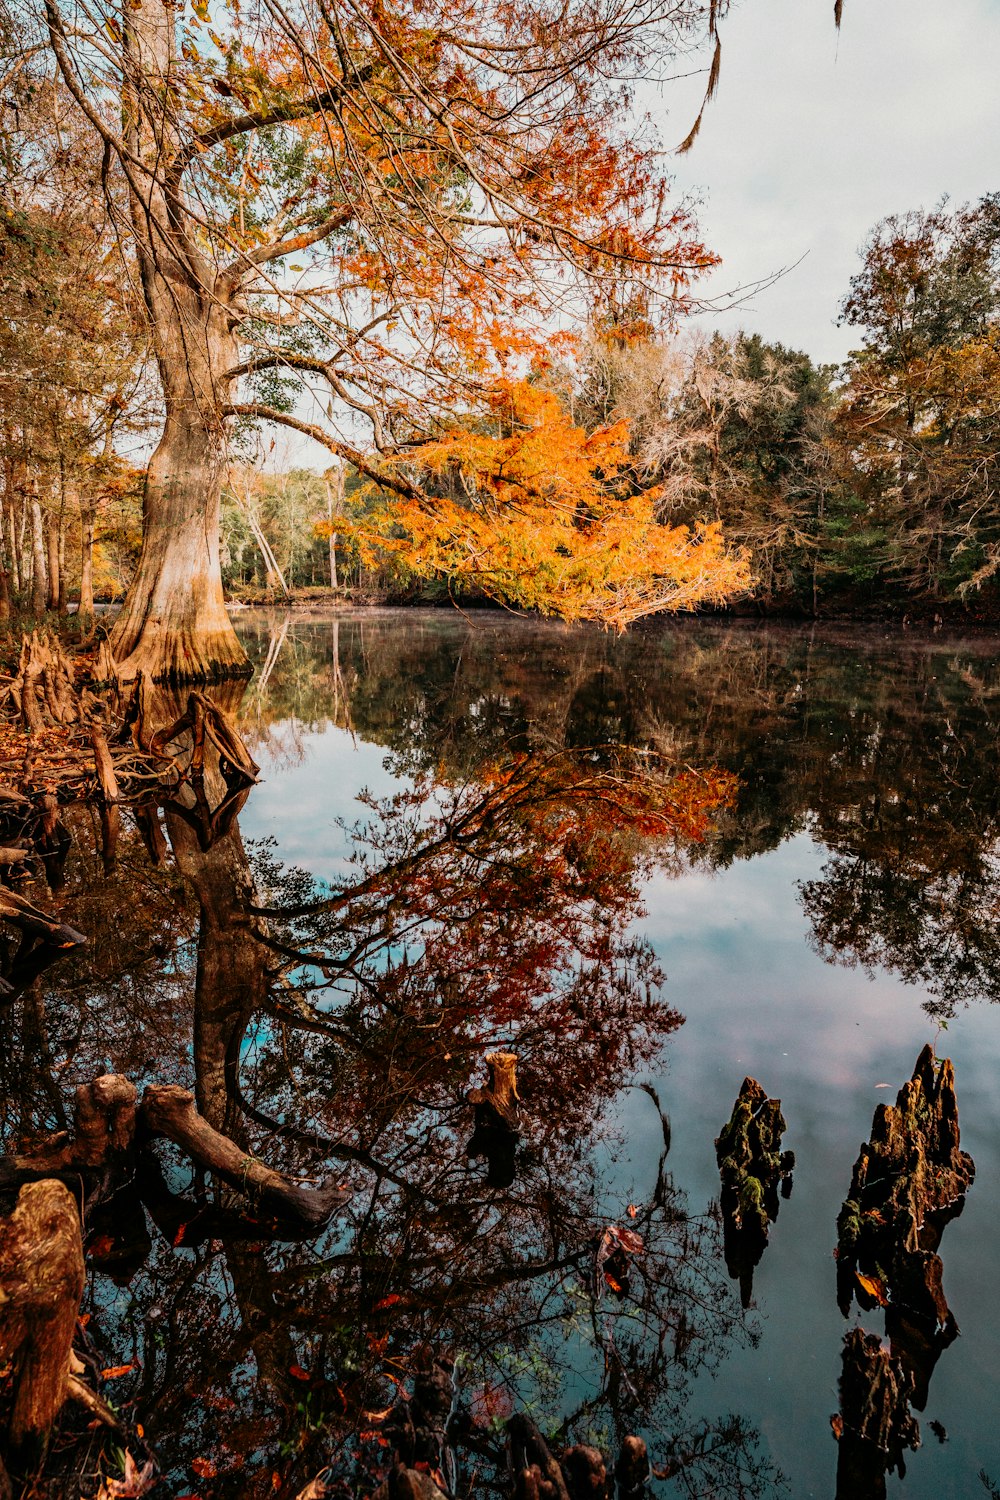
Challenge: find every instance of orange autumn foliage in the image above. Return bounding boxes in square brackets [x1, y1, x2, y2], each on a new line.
[343, 380, 750, 627]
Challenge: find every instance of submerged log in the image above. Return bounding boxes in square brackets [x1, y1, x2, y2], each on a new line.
[0, 1179, 85, 1464]
[141, 1084, 349, 1232]
[714, 1076, 793, 1307]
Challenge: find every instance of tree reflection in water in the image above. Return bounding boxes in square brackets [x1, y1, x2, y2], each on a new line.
[0, 677, 783, 1500]
[234, 613, 1000, 1023]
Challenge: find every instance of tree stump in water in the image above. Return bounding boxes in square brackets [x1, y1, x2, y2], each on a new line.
[833, 1328, 920, 1500]
[714, 1077, 793, 1307]
[615, 1436, 650, 1499]
[507, 1415, 647, 1500]
[831, 1048, 975, 1494]
[0, 1179, 84, 1465]
[836, 1045, 974, 1330]
[466, 1050, 521, 1188]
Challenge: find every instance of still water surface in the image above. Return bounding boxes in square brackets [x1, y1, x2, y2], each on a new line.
[10, 609, 1000, 1499]
[233, 610, 1000, 1499]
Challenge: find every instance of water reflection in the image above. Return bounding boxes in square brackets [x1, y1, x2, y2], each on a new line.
[0, 678, 782, 1499]
[4, 612, 999, 1498]
[235, 613, 1000, 1023]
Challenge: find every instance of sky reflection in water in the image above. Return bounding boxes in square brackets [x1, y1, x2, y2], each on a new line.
[237, 610, 1000, 1499]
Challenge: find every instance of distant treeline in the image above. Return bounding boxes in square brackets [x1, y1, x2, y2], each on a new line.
[566, 193, 1000, 620]
[5, 192, 1000, 620]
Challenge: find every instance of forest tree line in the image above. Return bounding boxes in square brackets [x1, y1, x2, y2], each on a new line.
[3, 45, 1000, 622]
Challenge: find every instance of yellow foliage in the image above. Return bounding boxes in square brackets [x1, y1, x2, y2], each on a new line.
[348, 381, 749, 627]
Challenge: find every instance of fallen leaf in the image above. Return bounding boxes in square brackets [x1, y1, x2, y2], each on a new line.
[94, 1452, 157, 1498]
[296, 1477, 330, 1500]
[855, 1272, 889, 1307]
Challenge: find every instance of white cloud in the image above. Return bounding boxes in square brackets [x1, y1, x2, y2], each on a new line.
[656, 0, 1000, 362]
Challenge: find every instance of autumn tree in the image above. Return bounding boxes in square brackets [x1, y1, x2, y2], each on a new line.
[19, 0, 754, 680]
[0, 67, 149, 621]
[834, 196, 1000, 605]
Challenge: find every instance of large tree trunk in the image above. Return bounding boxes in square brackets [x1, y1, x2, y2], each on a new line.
[109, 408, 247, 682]
[107, 0, 248, 684]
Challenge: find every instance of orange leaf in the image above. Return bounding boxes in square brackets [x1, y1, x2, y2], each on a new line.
[855, 1272, 889, 1307]
[190, 1458, 216, 1479]
[101, 1363, 137, 1380]
[288, 1364, 311, 1382]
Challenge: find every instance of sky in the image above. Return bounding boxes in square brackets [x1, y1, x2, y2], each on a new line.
[659, 0, 1000, 364]
[274, 0, 1000, 468]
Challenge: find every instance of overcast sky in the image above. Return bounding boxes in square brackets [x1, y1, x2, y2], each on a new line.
[660, 0, 1000, 363]
[274, 0, 1000, 468]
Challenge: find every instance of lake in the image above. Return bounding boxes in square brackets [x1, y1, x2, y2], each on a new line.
[6, 609, 1000, 1500]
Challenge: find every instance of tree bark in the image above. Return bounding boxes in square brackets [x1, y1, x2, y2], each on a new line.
[109, 408, 247, 681]
[79, 501, 96, 624]
[0, 1180, 85, 1464]
[45, 512, 60, 613]
[103, 0, 248, 682]
[30, 499, 47, 616]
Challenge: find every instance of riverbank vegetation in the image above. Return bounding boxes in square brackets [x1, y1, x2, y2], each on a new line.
[5, 165, 1000, 632]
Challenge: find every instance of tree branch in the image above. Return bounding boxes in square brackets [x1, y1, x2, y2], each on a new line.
[222, 402, 425, 499]
[220, 206, 356, 288]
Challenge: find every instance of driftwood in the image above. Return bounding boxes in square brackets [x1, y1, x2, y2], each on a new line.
[141, 1084, 349, 1232]
[0, 1180, 85, 1464]
[467, 1051, 522, 1188]
[3, 1074, 349, 1241]
[714, 1077, 793, 1307]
